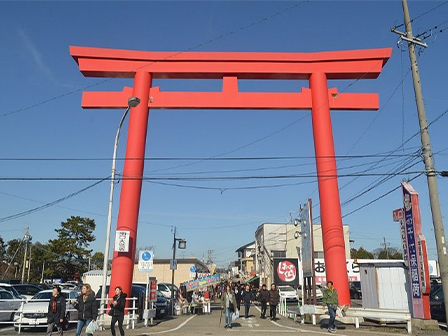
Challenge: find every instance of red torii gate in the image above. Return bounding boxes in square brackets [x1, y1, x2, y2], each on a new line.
[71, 46, 391, 306]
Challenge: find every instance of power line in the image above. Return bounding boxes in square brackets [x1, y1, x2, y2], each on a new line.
[0, 178, 107, 223]
[393, 1, 448, 29]
[0, 153, 420, 162]
[341, 173, 423, 219]
[0, 171, 429, 182]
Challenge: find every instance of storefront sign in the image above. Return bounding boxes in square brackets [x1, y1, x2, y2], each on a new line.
[184, 274, 220, 291]
[312, 259, 360, 284]
[274, 259, 299, 286]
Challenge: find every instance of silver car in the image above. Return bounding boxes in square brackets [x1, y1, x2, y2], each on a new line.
[13, 289, 78, 331]
[0, 290, 22, 321]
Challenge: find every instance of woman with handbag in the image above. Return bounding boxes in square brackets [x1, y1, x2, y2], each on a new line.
[220, 284, 237, 329]
[109, 286, 127, 336]
[72, 283, 98, 336]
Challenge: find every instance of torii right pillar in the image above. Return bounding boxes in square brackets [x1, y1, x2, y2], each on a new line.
[310, 72, 351, 305]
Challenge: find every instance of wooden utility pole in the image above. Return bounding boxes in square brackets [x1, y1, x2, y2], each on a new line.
[393, 0, 448, 323]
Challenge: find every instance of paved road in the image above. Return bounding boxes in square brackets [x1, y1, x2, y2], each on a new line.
[0, 304, 443, 336]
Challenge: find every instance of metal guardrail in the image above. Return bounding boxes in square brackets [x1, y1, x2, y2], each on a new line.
[0, 297, 137, 334]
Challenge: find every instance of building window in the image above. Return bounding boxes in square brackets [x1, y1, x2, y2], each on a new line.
[271, 250, 286, 258]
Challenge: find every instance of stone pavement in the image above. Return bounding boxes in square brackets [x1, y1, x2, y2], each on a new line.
[0, 305, 445, 336]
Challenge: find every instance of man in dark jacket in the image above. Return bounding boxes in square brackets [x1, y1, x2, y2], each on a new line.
[234, 285, 242, 311]
[268, 283, 280, 321]
[258, 284, 269, 319]
[73, 284, 98, 336]
[46, 286, 66, 336]
[242, 284, 254, 318]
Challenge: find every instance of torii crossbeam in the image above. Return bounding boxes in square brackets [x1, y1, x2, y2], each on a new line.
[71, 46, 391, 306]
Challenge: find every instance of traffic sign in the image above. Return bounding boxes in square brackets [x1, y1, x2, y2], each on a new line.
[138, 250, 153, 272]
[170, 259, 177, 270]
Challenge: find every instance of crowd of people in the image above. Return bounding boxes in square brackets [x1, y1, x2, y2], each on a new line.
[216, 279, 339, 333]
[217, 281, 281, 329]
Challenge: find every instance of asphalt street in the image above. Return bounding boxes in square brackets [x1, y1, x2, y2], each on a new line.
[0, 304, 445, 336]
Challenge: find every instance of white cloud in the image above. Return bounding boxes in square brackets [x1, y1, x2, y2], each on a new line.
[18, 29, 59, 85]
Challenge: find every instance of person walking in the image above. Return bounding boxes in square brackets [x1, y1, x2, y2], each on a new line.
[221, 284, 237, 329]
[109, 286, 127, 336]
[242, 284, 254, 318]
[268, 283, 280, 321]
[234, 285, 242, 311]
[46, 286, 66, 336]
[73, 283, 98, 336]
[258, 284, 269, 319]
[322, 280, 339, 333]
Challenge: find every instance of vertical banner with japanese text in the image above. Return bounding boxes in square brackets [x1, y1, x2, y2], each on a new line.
[402, 181, 431, 319]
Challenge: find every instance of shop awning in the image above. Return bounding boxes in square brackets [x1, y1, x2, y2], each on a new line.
[246, 275, 259, 283]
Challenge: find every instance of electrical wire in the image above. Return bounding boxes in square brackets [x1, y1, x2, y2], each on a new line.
[341, 173, 423, 219]
[393, 1, 448, 29]
[0, 177, 108, 223]
[0, 153, 421, 161]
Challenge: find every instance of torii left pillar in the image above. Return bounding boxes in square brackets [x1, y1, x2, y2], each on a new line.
[108, 71, 152, 298]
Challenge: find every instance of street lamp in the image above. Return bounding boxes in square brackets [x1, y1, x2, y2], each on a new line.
[99, 96, 141, 324]
[171, 227, 186, 315]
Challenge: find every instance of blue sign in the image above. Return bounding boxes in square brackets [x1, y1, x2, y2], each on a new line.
[190, 266, 196, 272]
[142, 251, 152, 261]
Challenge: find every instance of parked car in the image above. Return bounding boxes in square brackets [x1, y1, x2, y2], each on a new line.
[297, 285, 323, 300]
[0, 284, 26, 300]
[0, 290, 22, 321]
[157, 283, 179, 300]
[430, 286, 446, 322]
[0, 279, 21, 285]
[349, 281, 362, 299]
[277, 285, 299, 301]
[13, 289, 79, 331]
[134, 284, 171, 316]
[34, 283, 51, 291]
[12, 284, 42, 300]
[153, 290, 169, 318]
[59, 283, 77, 290]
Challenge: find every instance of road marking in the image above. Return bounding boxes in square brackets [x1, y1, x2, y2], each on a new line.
[140, 315, 196, 335]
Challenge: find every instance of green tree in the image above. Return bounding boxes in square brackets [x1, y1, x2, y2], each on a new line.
[90, 252, 104, 270]
[350, 246, 374, 259]
[0, 237, 6, 261]
[3, 239, 25, 280]
[48, 216, 96, 281]
[373, 247, 403, 260]
[28, 242, 54, 282]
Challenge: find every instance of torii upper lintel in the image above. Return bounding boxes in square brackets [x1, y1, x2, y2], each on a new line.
[70, 46, 391, 307]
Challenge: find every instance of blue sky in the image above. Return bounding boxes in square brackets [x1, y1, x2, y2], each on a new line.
[1, 1, 448, 268]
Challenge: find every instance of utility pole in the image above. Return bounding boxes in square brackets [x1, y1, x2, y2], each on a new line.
[393, 0, 448, 323]
[381, 237, 390, 259]
[40, 260, 45, 284]
[27, 244, 32, 282]
[21, 227, 31, 284]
